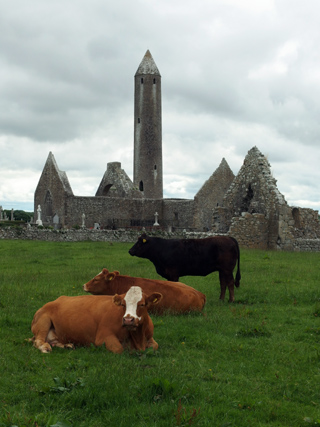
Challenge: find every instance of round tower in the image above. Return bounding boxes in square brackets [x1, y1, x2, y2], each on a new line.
[134, 50, 163, 199]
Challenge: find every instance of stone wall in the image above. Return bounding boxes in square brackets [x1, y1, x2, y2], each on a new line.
[0, 227, 211, 243]
[293, 239, 320, 252]
[227, 212, 269, 249]
[291, 207, 320, 239]
[1, 226, 320, 252]
[63, 196, 195, 230]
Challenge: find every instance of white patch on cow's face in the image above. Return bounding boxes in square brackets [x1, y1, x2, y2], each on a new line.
[83, 271, 102, 290]
[83, 270, 103, 290]
[124, 286, 143, 320]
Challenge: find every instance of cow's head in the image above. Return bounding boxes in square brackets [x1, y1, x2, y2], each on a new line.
[113, 286, 162, 330]
[83, 268, 120, 294]
[128, 233, 149, 257]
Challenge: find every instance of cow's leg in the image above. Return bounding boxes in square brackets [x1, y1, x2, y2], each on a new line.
[143, 319, 158, 350]
[218, 271, 227, 301]
[219, 271, 235, 302]
[47, 329, 74, 350]
[95, 333, 124, 354]
[31, 315, 53, 353]
[146, 337, 159, 351]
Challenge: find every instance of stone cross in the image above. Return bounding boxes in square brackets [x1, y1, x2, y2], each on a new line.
[36, 205, 43, 226]
[81, 213, 86, 228]
[11, 208, 14, 221]
[153, 212, 160, 226]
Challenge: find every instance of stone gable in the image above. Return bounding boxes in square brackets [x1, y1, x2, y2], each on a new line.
[194, 158, 234, 230]
[95, 162, 143, 199]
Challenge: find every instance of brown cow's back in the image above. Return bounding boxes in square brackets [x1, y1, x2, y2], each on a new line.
[31, 295, 126, 347]
[83, 269, 206, 314]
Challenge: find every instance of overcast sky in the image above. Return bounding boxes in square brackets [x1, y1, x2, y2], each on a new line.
[1, 0, 319, 213]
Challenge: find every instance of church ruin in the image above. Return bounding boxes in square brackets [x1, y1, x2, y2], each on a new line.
[34, 51, 320, 250]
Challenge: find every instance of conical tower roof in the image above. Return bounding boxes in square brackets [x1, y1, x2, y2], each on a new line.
[135, 50, 161, 76]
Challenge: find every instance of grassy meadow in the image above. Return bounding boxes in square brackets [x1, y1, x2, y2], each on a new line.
[0, 239, 320, 426]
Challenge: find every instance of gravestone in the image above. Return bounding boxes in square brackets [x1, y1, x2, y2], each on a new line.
[153, 212, 160, 226]
[36, 205, 43, 226]
[53, 213, 60, 230]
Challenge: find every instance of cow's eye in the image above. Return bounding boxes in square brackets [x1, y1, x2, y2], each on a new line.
[138, 303, 145, 307]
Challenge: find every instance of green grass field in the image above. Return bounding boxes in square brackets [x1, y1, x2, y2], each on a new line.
[1, 239, 320, 426]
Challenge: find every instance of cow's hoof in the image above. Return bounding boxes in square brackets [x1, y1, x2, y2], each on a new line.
[40, 344, 52, 353]
[65, 343, 74, 349]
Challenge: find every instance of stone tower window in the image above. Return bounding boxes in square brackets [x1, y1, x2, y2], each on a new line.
[141, 78, 144, 84]
[153, 78, 156, 84]
[154, 165, 157, 170]
[138, 118, 140, 123]
[139, 181, 144, 191]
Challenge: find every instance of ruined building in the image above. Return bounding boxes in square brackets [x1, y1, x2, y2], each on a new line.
[34, 51, 320, 250]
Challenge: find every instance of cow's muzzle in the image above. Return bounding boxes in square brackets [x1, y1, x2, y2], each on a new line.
[122, 316, 138, 329]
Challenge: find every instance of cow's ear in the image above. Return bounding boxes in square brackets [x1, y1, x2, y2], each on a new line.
[113, 294, 122, 306]
[146, 292, 163, 306]
[102, 268, 109, 275]
[107, 272, 117, 281]
[114, 271, 120, 276]
[140, 233, 147, 243]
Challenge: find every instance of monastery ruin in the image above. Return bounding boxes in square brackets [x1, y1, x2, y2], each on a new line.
[34, 51, 320, 251]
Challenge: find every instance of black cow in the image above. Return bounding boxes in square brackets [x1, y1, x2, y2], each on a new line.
[129, 234, 241, 302]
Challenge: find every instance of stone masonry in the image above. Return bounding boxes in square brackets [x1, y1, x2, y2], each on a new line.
[33, 146, 320, 251]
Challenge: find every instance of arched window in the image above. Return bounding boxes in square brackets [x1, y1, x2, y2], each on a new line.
[102, 184, 113, 196]
[153, 78, 156, 84]
[139, 181, 144, 191]
[44, 190, 53, 219]
[141, 78, 144, 84]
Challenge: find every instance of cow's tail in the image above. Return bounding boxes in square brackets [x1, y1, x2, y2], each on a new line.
[230, 237, 241, 288]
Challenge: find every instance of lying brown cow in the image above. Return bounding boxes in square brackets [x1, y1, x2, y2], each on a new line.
[30, 286, 162, 354]
[83, 268, 206, 314]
